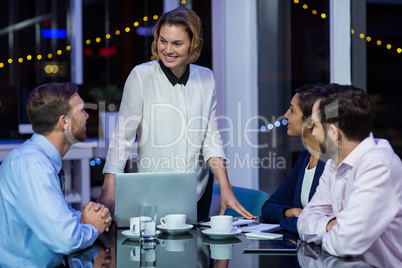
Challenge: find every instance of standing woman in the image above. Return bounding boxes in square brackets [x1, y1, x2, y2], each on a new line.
[97, 7, 254, 221]
[261, 84, 325, 233]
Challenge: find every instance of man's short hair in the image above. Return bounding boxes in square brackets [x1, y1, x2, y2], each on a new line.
[317, 83, 372, 142]
[26, 82, 78, 135]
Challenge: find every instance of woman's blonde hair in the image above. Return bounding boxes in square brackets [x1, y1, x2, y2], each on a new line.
[151, 7, 204, 64]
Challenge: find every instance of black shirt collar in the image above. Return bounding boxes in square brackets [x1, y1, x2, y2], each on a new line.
[159, 60, 190, 86]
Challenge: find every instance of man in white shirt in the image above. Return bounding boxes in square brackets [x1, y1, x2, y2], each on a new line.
[297, 84, 402, 265]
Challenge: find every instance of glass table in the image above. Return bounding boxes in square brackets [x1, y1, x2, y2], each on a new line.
[66, 224, 394, 268]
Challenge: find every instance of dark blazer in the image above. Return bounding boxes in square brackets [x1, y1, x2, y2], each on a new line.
[261, 150, 325, 234]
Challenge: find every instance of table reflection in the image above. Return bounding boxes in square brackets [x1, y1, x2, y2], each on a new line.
[66, 224, 399, 268]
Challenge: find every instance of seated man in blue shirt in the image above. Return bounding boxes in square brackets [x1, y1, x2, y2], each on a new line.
[0, 82, 112, 267]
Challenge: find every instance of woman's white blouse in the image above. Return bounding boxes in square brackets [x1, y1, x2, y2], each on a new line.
[103, 60, 226, 200]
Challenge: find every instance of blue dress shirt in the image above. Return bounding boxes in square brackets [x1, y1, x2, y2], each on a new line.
[261, 150, 325, 233]
[0, 133, 98, 267]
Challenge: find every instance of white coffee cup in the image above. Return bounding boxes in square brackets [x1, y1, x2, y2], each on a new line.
[160, 239, 187, 252]
[210, 244, 233, 260]
[210, 215, 233, 233]
[130, 216, 151, 234]
[160, 214, 186, 229]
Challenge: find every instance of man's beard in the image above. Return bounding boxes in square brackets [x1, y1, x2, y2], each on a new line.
[319, 136, 338, 162]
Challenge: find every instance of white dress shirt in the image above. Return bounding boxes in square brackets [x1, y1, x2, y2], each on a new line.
[298, 133, 402, 265]
[300, 165, 316, 208]
[103, 60, 226, 200]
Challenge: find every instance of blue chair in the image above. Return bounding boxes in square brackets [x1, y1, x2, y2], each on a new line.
[212, 184, 269, 217]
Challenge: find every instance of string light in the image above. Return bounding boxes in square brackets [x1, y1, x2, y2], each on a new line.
[5, 7, 401, 71]
[295, 1, 402, 57]
[1, 13, 161, 70]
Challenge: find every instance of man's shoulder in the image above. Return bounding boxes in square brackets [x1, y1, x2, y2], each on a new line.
[3, 141, 47, 167]
[365, 139, 400, 163]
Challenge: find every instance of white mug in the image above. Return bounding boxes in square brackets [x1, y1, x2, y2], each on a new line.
[160, 214, 186, 229]
[130, 216, 151, 234]
[210, 215, 233, 233]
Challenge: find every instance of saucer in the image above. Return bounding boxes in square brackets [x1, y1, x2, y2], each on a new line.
[157, 224, 193, 235]
[121, 230, 161, 241]
[201, 228, 242, 239]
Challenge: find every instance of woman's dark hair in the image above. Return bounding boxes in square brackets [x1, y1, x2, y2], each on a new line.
[295, 83, 325, 122]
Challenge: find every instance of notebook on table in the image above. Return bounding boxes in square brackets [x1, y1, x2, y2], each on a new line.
[115, 171, 197, 228]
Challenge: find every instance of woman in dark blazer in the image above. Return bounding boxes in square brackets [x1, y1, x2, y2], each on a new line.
[261, 84, 325, 234]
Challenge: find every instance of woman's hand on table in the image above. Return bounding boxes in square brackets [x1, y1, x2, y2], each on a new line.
[219, 187, 256, 220]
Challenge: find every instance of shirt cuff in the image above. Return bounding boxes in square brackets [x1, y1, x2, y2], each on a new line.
[103, 163, 125, 175]
[203, 149, 226, 163]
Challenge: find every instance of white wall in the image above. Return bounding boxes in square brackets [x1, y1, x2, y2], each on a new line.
[212, 0, 259, 190]
[330, 0, 352, 84]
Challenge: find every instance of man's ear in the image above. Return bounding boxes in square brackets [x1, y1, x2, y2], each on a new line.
[58, 115, 68, 130]
[329, 124, 342, 141]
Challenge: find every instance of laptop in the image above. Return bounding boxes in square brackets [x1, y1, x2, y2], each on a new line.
[115, 171, 197, 228]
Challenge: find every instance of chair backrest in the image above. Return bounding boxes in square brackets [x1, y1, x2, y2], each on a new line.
[212, 184, 269, 217]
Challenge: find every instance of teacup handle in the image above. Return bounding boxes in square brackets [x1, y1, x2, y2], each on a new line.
[160, 240, 165, 247]
[160, 217, 166, 227]
[131, 223, 138, 234]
